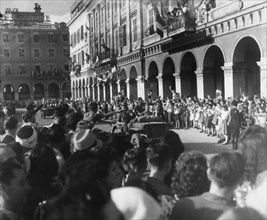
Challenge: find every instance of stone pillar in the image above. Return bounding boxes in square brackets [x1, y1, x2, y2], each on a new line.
[173, 72, 181, 96]
[109, 83, 113, 102]
[117, 80, 121, 93]
[97, 84, 101, 101]
[257, 57, 267, 98]
[137, 75, 145, 99]
[59, 88, 63, 100]
[45, 89, 49, 99]
[103, 83, 106, 101]
[87, 85, 90, 98]
[126, 79, 130, 99]
[157, 74, 164, 99]
[195, 68, 204, 99]
[91, 85, 95, 101]
[222, 63, 234, 98]
[15, 91, 19, 101]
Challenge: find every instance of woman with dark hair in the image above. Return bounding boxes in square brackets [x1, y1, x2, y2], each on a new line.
[25, 146, 60, 219]
[238, 125, 267, 184]
[171, 151, 210, 199]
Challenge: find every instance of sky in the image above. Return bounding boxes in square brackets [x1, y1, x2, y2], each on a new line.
[0, 0, 75, 23]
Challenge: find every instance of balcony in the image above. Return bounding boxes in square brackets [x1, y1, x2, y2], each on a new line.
[33, 70, 69, 80]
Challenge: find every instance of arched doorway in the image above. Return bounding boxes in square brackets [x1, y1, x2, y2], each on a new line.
[162, 57, 175, 99]
[147, 61, 159, 99]
[89, 77, 93, 100]
[203, 46, 225, 98]
[18, 84, 30, 101]
[63, 82, 71, 99]
[34, 83, 45, 99]
[180, 52, 197, 98]
[3, 85, 15, 101]
[82, 79, 86, 98]
[129, 66, 138, 100]
[233, 37, 261, 97]
[48, 83, 59, 98]
[119, 69, 127, 97]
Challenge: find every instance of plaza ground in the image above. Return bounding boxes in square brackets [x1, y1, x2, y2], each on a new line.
[16, 108, 233, 158]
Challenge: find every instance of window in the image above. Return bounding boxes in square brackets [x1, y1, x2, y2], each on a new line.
[74, 32, 77, 45]
[106, 1, 110, 19]
[4, 49, 10, 58]
[3, 34, 9, 42]
[50, 65, 55, 72]
[148, 7, 154, 26]
[81, 51, 85, 66]
[19, 65, 26, 74]
[114, 29, 118, 50]
[48, 49, 55, 57]
[95, 11, 99, 29]
[48, 34, 54, 42]
[4, 65, 11, 76]
[77, 29, 80, 43]
[18, 34, 24, 42]
[114, 1, 117, 13]
[34, 49, 40, 58]
[19, 49, 25, 57]
[34, 34, 39, 42]
[121, 1, 126, 9]
[64, 49, 69, 57]
[81, 26, 84, 40]
[132, 18, 137, 42]
[62, 34, 69, 42]
[119, 25, 127, 47]
[100, 7, 104, 25]
[35, 65, 41, 73]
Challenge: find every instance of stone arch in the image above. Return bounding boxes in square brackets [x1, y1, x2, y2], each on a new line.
[203, 45, 225, 98]
[147, 61, 159, 99]
[119, 68, 127, 97]
[18, 84, 30, 101]
[3, 84, 15, 101]
[34, 83, 45, 99]
[129, 66, 138, 100]
[180, 52, 197, 97]
[232, 36, 261, 97]
[162, 57, 175, 99]
[48, 83, 59, 99]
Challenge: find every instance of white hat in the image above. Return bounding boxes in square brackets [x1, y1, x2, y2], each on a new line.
[71, 129, 101, 153]
[111, 187, 162, 220]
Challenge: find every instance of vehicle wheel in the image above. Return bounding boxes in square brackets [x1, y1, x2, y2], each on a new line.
[131, 133, 143, 148]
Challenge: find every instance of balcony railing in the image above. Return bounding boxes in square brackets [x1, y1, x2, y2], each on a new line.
[33, 70, 69, 80]
[167, 14, 196, 36]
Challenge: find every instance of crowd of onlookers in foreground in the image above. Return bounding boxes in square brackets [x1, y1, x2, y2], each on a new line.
[0, 93, 266, 220]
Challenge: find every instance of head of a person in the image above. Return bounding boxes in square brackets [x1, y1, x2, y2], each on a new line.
[89, 102, 98, 113]
[49, 124, 66, 146]
[27, 146, 59, 183]
[122, 147, 147, 174]
[3, 116, 18, 132]
[0, 161, 30, 211]
[66, 112, 84, 131]
[22, 111, 35, 124]
[218, 207, 264, 220]
[208, 152, 245, 189]
[172, 151, 210, 198]
[92, 145, 124, 190]
[15, 125, 38, 150]
[162, 130, 185, 164]
[146, 143, 173, 175]
[238, 125, 267, 184]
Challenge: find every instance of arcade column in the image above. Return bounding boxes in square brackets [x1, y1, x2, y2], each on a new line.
[257, 57, 267, 98]
[137, 75, 145, 99]
[97, 84, 101, 101]
[222, 63, 234, 98]
[91, 85, 95, 101]
[15, 91, 19, 101]
[109, 83, 113, 102]
[173, 72, 181, 96]
[156, 74, 163, 99]
[125, 79, 130, 99]
[103, 83, 106, 101]
[117, 80, 121, 93]
[195, 68, 204, 99]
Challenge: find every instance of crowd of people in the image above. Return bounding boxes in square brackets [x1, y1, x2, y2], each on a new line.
[0, 93, 266, 220]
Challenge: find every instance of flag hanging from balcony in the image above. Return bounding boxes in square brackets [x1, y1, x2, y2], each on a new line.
[152, 2, 166, 38]
[94, 55, 99, 68]
[82, 51, 91, 63]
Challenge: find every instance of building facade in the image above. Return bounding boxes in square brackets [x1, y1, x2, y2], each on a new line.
[69, 0, 267, 102]
[0, 3, 71, 104]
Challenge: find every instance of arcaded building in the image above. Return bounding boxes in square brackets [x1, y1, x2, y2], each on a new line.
[0, 4, 71, 103]
[69, 0, 267, 101]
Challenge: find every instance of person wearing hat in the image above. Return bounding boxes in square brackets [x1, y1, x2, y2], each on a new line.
[15, 125, 38, 153]
[70, 129, 102, 153]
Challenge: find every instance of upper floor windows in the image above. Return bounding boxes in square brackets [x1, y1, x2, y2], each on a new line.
[3, 34, 9, 42]
[34, 49, 40, 58]
[3, 49, 10, 58]
[19, 65, 26, 75]
[62, 34, 69, 42]
[48, 49, 55, 57]
[18, 34, 24, 43]
[132, 18, 137, 42]
[34, 34, 39, 43]
[100, 7, 104, 25]
[19, 48, 25, 57]
[48, 34, 55, 42]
